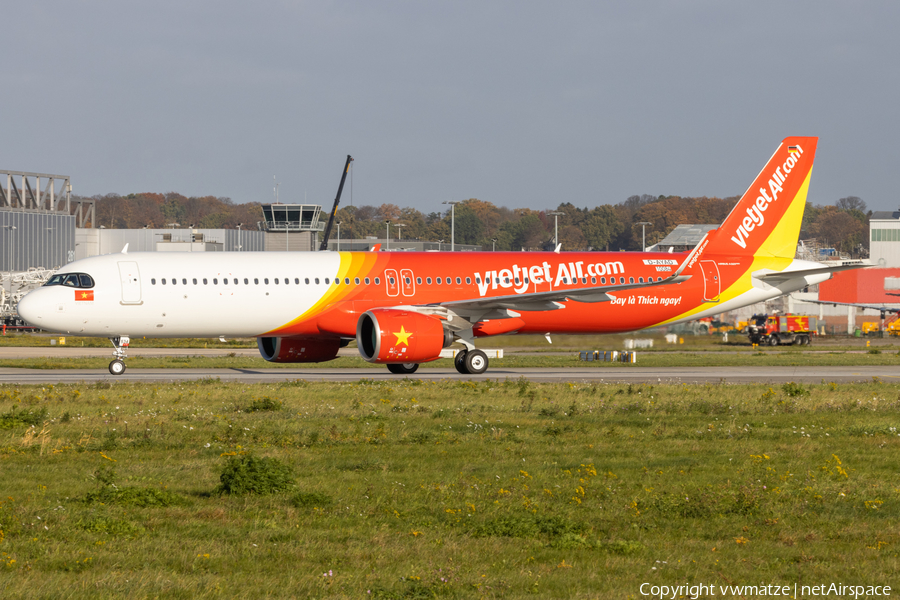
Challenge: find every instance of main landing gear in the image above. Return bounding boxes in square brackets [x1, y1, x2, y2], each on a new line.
[108, 336, 130, 375]
[454, 349, 489, 375]
[387, 363, 419, 375]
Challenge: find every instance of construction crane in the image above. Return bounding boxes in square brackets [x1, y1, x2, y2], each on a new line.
[318, 155, 353, 251]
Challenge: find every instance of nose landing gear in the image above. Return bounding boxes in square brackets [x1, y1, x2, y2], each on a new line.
[108, 336, 130, 375]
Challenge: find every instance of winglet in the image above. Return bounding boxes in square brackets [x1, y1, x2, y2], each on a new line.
[121, 243, 129, 254]
[370, 243, 381, 252]
[554, 244, 561, 254]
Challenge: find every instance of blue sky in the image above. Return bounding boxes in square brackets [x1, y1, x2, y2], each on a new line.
[5, 1, 899, 212]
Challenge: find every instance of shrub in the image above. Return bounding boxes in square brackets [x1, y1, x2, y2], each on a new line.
[0, 406, 48, 429]
[290, 491, 333, 508]
[240, 396, 283, 413]
[781, 382, 809, 397]
[216, 454, 294, 495]
[84, 467, 186, 507]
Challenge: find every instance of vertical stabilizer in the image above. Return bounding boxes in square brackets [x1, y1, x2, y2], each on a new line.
[704, 137, 817, 259]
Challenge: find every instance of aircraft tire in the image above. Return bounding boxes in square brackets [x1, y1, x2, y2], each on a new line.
[109, 359, 126, 376]
[464, 349, 489, 375]
[387, 363, 419, 375]
[454, 351, 469, 374]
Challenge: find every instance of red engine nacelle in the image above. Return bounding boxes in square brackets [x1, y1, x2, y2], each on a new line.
[356, 309, 453, 364]
[257, 336, 341, 363]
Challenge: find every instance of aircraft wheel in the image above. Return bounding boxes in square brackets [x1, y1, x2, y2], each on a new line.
[454, 351, 469, 374]
[464, 349, 489, 375]
[387, 363, 419, 375]
[109, 359, 126, 375]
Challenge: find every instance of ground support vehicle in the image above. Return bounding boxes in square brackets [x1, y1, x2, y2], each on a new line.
[748, 314, 816, 346]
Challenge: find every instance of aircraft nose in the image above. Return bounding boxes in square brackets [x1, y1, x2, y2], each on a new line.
[16, 290, 43, 327]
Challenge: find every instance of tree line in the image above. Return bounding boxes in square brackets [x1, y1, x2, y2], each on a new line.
[81, 191, 872, 256]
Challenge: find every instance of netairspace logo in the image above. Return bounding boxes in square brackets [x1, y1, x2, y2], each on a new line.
[639, 581, 892, 599]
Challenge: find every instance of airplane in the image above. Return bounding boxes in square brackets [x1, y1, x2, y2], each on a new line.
[17, 136, 869, 376]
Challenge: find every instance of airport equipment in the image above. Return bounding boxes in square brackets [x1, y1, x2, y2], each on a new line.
[318, 155, 354, 251]
[747, 314, 817, 346]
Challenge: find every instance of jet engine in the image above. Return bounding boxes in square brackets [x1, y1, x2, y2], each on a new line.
[356, 309, 453, 364]
[257, 336, 341, 363]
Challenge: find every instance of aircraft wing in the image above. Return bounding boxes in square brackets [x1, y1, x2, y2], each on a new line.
[436, 273, 691, 317]
[755, 259, 870, 282]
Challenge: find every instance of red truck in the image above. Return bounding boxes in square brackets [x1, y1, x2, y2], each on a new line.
[747, 314, 817, 346]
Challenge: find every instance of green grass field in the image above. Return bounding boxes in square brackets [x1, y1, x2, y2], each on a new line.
[0, 380, 898, 598]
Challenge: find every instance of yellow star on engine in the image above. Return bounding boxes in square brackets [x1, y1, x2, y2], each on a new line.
[393, 326, 412, 346]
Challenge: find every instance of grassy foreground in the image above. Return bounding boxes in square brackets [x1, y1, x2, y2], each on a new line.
[0, 380, 898, 599]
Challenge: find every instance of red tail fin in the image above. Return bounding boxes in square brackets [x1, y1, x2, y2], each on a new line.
[704, 136, 818, 258]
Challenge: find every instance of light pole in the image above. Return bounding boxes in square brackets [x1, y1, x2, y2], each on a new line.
[442, 201, 460, 251]
[236, 223, 242, 251]
[385, 220, 391, 251]
[548, 211, 565, 247]
[336, 221, 342, 252]
[637, 221, 652, 252]
[491, 238, 497, 251]
[394, 223, 406, 244]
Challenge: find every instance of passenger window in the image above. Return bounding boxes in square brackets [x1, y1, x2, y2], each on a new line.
[274, 278, 279, 284]
[79, 274, 94, 288]
[173, 278, 178, 285]
[591, 277, 596, 284]
[355, 277, 360, 284]
[162, 278, 167, 285]
[416, 277, 422, 285]
[525, 278, 529, 284]
[365, 277, 370, 284]
[244, 278, 249, 284]
[466, 277, 471, 284]
[562, 277, 568, 284]
[405, 277, 411, 285]
[203, 278, 208, 285]
[324, 278, 329, 284]
[374, 277, 380, 285]
[456, 277, 461, 284]
[151, 278, 156, 285]
[601, 277, 606, 284]
[212, 279, 217, 285]
[295, 278, 299, 284]
[305, 278, 309, 284]
[495, 278, 500, 284]
[264, 278, 269, 284]
[620, 277, 625, 284]
[639, 277, 644, 283]
[193, 278, 198, 285]
[284, 278, 289, 285]
[345, 278, 350, 285]
[253, 278, 258, 284]
[504, 278, 510, 284]
[314, 278, 319, 284]
[389, 277, 395, 285]
[436, 277, 442, 284]
[427, 277, 432, 284]
[183, 278, 188, 285]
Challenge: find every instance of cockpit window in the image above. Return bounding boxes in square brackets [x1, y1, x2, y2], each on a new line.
[43, 273, 95, 289]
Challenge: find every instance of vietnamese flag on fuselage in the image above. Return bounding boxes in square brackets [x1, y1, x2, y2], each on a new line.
[75, 290, 94, 301]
